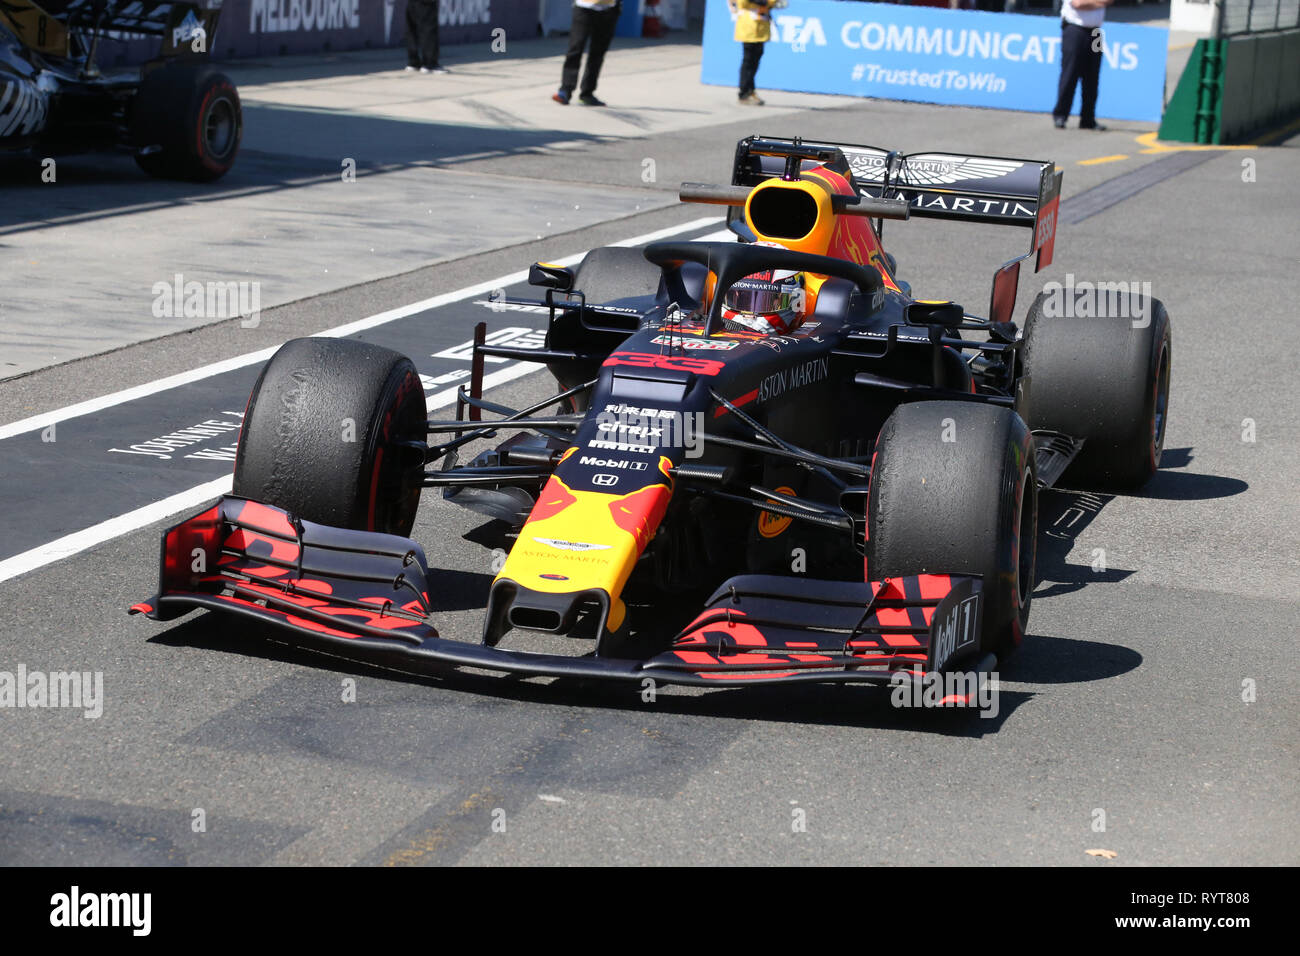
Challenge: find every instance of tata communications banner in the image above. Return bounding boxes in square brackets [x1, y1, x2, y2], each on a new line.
[701, 0, 1169, 122]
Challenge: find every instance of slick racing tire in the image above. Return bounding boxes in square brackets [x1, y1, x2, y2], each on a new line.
[131, 61, 242, 182]
[233, 338, 427, 537]
[867, 400, 1037, 662]
[1020, 288, 1171, 490]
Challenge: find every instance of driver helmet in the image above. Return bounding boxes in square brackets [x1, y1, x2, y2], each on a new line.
[721, 254, 806, 336]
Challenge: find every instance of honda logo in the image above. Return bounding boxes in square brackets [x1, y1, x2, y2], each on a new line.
[592, 474, 619, 487]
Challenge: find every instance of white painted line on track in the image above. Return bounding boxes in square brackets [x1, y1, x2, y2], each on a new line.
[0, 363, 541, 584]
[0, 217, 725, 441]
[0, 476, 236, 584]
[0, 218, 729, 583]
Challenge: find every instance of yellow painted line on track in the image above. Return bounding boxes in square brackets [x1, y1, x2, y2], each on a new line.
[1078, 154, 1130, 165]
[1136, 131, 1256, 153]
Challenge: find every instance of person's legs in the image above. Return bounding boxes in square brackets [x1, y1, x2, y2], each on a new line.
[561, 7, 594, 95]
[739, 42, 763, 98]
[1078, 27, 1103, 126]
[424, 0, 441, 69]
[1052, 24, 1084, 122]
[405, 0, 422, 67]
[579, 6, 620, 97]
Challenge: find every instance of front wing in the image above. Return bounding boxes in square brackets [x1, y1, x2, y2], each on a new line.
[131, 497, 989, 689]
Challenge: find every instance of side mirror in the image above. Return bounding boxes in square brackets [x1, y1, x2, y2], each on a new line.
[528, 262, 575, 291]
[905, 300, 965, 329]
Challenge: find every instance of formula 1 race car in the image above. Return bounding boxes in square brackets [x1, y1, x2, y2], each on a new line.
[1, 0, 241, 180]
[133, 136, 1172, 697]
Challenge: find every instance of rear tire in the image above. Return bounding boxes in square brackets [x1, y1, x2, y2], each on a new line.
[1021, 289, 1171, 490]
[232, 338, 426, 536]
[867, 401, 1037, 661]
[132, 62, 242, 182]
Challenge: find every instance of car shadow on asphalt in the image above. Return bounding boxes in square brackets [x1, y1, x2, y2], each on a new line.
[1034, 447, 1248, 599]
[0, 105, 605, 232]
[1034, 487, 1132, 599]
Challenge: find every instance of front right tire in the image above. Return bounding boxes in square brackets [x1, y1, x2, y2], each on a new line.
[232, 338, 427, 537]
[867, 400, 1037, 662]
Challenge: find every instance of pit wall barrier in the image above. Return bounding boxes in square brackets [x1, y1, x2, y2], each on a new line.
[1159, 29, 1300, 142]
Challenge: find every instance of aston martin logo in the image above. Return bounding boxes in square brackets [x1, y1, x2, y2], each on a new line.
[533, 538, 612, 552]
[847, 152, 1023, 186]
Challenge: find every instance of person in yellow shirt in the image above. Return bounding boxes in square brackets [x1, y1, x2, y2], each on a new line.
[732, 0, 774, 105]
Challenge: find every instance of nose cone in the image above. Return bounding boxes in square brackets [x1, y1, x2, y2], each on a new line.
[487, 456, 674, 644]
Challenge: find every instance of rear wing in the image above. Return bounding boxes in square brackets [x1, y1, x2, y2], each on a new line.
[732, 135, 1062, 271]
[1, 0, 222, 60]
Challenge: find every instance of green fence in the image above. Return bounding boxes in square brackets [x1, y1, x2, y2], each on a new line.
[1159, 0, 1300, 142]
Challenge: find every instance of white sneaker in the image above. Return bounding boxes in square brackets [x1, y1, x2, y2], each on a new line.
[419, 66, 432, 74]
[430, 65, 450, 74]
[404, 65, 417, 72]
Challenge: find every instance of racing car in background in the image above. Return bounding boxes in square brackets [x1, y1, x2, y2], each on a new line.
[132, 135, 1172, 697]
[1, 0, 241, 180]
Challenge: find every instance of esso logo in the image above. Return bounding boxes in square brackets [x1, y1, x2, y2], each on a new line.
[1036, 209, 1057, 249]
[603, 352, 725, 377]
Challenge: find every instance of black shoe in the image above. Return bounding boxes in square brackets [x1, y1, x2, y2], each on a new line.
[578, 93, 606, 107]
[1080, 122, 1109, 131]
[1053, 116, 1066, 129]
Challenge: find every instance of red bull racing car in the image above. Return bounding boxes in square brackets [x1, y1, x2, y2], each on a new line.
[132, 136, 1172, 697]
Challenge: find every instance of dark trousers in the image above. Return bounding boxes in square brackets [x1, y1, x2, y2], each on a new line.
[739, 42, 765, 97]
[561, 4, 620, 96]
[406, 0, 440, 68]
[1053, 22, 1102, 126]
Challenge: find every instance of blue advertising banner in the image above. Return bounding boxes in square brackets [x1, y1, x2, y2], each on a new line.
[701, 0, 1168, 122]
[96, 0, 541, 67]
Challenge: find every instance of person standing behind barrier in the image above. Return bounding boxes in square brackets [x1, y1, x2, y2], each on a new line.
[405, 0, 447, 74]
[1052, 0, 1113, 130]
[733, 0, 775, 106]
[552, 1, 621, 106]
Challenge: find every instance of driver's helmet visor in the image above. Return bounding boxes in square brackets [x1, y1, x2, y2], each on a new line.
[725, 276, 797, 316]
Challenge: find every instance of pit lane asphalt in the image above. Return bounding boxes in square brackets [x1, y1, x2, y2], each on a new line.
[1, 83, 1297, 865]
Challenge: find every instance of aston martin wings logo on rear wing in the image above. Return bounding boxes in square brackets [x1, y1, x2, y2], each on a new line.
[732, 136, 1062, 272]
[851, 152, 1025, 189]
[841, 144, 1062, 271]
